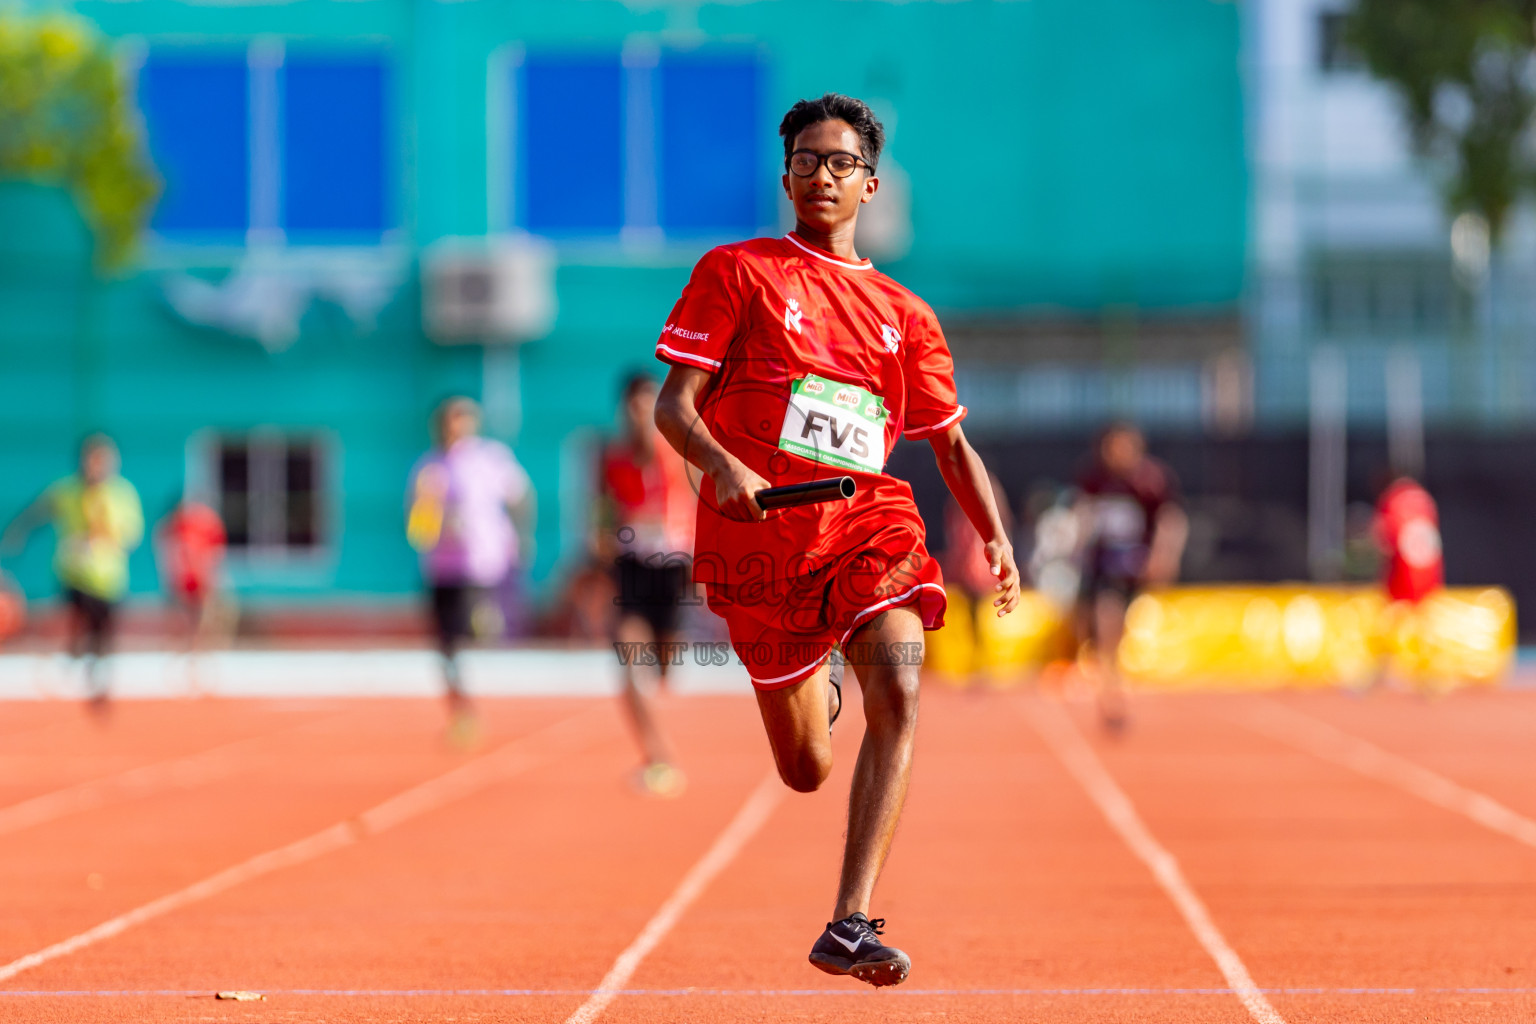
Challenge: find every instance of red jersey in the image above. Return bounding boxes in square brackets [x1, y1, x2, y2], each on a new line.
[597, 432, 695, 558]
[159, 502, 226, 597]
[1375, 478, 1443, 602]
[655, 233, 966, 587]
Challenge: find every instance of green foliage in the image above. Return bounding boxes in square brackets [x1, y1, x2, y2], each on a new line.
[0, 13, 158, 269]
[1347, 0, 1536, 240]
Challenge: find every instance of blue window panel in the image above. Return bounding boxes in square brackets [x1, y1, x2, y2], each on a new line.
[657, 54, 761, 236]
[521, 55, 624, 234]
[283, 55, 388, 235]
[139, 54, 249, 234]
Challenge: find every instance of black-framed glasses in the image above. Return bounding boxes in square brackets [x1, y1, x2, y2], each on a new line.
[787, 149, 871, 179]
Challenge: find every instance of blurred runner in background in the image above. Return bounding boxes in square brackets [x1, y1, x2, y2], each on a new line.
[1025, 483, 1081, 612]
[408, 397, 534, 738]
[156, 499, 228, 659]
[1372, 474, 1446, 690]
[0, 569, 23, 646]
[1074, 422, 1186, 731]
[596, 372, 695, 797]
[1374, 474, 1443, 604]
[2, 435, 143, 710]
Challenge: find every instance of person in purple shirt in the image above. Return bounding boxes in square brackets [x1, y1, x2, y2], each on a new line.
[407, 397, 535, 730]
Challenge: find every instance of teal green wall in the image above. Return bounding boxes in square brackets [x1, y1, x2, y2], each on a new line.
[0, 0, 1245, 605]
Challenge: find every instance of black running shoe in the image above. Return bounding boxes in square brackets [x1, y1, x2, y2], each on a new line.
[808, 913, 911, 987]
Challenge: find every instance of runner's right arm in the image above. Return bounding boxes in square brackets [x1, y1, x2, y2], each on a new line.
[0, 489, 54, 556]
[655, 365, 771, 523]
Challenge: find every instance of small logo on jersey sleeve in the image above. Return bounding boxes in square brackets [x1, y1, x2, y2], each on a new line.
[880, 323, 901, 354]
[784, 298, 804, 334]
[664, 323, 710, 342]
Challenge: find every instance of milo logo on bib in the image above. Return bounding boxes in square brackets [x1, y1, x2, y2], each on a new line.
[778, 373, 888, 474]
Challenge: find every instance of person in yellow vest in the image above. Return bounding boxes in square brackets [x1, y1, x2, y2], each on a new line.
[3, 435, 144, 705]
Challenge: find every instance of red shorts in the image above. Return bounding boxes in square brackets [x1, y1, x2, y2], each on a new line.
[703, 522, 947, 690]
[175, 574, 209, 601]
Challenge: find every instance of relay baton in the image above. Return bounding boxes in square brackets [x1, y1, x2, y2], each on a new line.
[755, 475, 857, 511]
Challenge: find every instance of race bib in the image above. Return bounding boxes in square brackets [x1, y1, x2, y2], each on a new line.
[778, 374, 888, 474]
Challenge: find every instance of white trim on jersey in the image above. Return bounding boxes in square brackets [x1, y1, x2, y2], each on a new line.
[749, 650, 832, 688]
[903, 405, 968, 439]
[839, 582, 949, 645]
[656, 343, 722, 370]
[782, 232, 874, 271]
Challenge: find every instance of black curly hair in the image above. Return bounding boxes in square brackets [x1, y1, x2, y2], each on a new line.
[778, 93, 885, 171]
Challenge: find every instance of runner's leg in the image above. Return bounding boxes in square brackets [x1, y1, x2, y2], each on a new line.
[617, 612, 674, 768]
[431, 585, 475, 720]
[65, 589, 88, 660]
[1093, 588, 1129, 728]
[754, 661, 834, 793]
[82, 594, 114, 707]
[833, 604, 921, 920]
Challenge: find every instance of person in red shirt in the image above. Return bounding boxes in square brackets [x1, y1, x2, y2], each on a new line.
[1374, 475, 1443, 603]
[653, 93, 1020, 986]
[596, 372, 696, 797]
[156, 499, 228, 652]
[1074, 423, 1186, 731]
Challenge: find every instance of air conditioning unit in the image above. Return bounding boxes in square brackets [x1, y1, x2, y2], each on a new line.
[422, 234, 557, 344]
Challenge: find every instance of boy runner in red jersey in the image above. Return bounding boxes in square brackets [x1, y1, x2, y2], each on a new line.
[157, 499, 228, 653]
[1374, 475, 1443, 604]
[654, 94, 1020, 986]
[596, 372, 695, 797]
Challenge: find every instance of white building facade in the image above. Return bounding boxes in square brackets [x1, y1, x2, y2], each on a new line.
[1247, 0, 1536, 435]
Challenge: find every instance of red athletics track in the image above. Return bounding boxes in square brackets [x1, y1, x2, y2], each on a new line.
[1, 685, 1535, 1022]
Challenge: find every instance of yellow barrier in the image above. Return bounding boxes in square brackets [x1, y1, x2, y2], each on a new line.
[1120, 586, 1515, 690]
[925, 584, 1516, 691]
[926, 586, 1069, 688]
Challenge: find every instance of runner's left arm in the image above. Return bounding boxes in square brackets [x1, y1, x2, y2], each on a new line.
[1141, 464, 1186, 588]
[119, 484, 145, 552]
[1145, 504, 1187, 587]
[928, 423, 1021, 614]
[506, 467, 537, 568]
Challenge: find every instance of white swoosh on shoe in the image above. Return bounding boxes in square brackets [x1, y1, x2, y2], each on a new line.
[831, 931, 862, 953]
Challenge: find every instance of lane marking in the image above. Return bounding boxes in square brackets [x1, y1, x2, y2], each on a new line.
[1239, 700, 1536, 850]
[0, 712, 356, 838]
[0, 717, 73, 741]
[0, 706, 612, 984]
[563, 770, 783, 1024]
[1022, 698, 1287, 1024]
[0, 985, 1526, 997]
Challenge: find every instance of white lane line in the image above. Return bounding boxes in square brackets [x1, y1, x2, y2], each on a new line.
[5, 984, 1530, 997]
[0, 713, 354, 837]
[563, 770, 784, 1024]
[1239, 700, 1536, 850]
[0, 706, 612, 984]
[1022, 698, 1287, 1024]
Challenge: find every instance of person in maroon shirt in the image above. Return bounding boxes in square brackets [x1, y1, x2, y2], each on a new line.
[1074, 422, 1187, 731]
